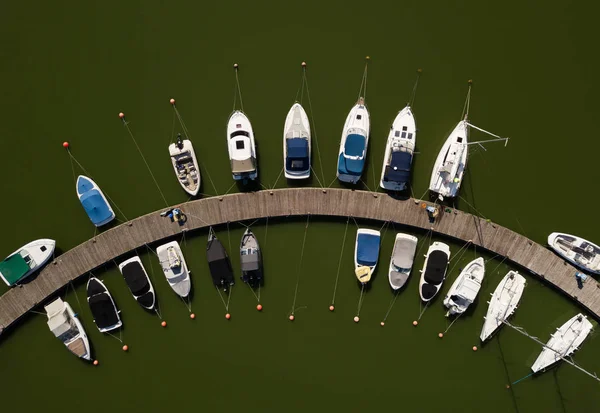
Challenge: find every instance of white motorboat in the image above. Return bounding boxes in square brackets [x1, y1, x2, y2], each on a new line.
[548, 232, 600, 275]
[531, 313, 593, 373]
[45, 298, 91, 361]
[169, 133, 200, 196]
[283, 103, 311, 179]
[443, 257, 485, 316]
[76, 175, 115, 227]
[118, 256, 156, 310]
[0, 239, 55, 287]
[337, 97, 370, 184]
[86, 277, 122, 333]
[157, 241, 191, 298]
[480, 271, 526, 341]
[388, 233, 418, 290]
[354, 228, 380, 285]
[429, 120, 469, 200]
[380, 106, 416, 191]
[240, 228, 262, 287]
[227, 110, 258, 181]
[418, 242, 450, 302]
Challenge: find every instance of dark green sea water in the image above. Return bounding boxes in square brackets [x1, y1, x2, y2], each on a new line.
[1, 1, 599, 412]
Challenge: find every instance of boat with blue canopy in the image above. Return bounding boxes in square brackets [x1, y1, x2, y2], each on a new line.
[76, 175, 115, 227]
[283, 103, 311, 179]
[354, 228, 380, 285]
[337, 97, 370, 184]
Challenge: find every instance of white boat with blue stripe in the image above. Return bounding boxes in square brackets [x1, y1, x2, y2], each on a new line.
[283, 103, 311, 179]
[337, 97, 370, 184]
[76, 175, 115, 227]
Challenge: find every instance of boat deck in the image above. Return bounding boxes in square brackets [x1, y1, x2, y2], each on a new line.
[1, 188, 600, 334]
[67, 337, 86, 357]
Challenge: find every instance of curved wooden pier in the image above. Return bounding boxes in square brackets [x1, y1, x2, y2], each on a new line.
[1, 188, 599, 334]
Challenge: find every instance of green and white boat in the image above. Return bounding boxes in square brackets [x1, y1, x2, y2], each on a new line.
[0, 239, 56, 286]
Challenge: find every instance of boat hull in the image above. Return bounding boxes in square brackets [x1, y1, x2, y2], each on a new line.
[227, 111, 258, 181]
[480, 271, 526, 341]
[76, 175, 116, 227]
[157, 241, 191, 298]
[86, 277, 122, 333]
[418, 242, 450, 302]
[354, 228, 380, 284]
[283, 103, 311, 180]
[118, 256, 156, 310]
[240, 228, 263, 286]
[337, 101, 370, 184]
[548, 232, 600, 275]
[429, 120, 469, 199]
[169, 139, 201, 196]
[443, 257, 485, 315]
[388, 233, 418, 290]
[0, 239, 55, 287]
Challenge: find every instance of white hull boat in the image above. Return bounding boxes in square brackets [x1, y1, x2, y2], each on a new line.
[480, 271, 526, 341]
[76, 175, 115, 227]
[388, 233, 418, 290]
[45, 298, 91, 361]
[337, 98, 370, 184]
[227, 110, 258, 181]
[86, 277, 122, 333]
[531, 313, 593, 373]
[548, 232, 600, 275]
[418, 242, 451, 302]
[380, 106, 416, 191]
[0, 239, 55, 287]
[283, 103, 311, 179]
[354, 228, 380, 285]
[118, 256, 156, 310]
[157, 241, 191, 298]
[443, 257, 485, 316]
[169, 133, 201, 196]
[429, 120, 469, 200]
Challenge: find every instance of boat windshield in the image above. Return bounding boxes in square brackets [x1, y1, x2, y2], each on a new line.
[19, 251, 36, 269]
[58, 323, 79, 342]
[230, 130, 249, 139]
[450, 294, 470, 307]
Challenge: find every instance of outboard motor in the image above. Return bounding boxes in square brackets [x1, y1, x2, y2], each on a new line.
[176, 133, 184, 150]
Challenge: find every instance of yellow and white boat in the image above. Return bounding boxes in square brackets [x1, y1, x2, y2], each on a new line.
[354, 229, 381, 285]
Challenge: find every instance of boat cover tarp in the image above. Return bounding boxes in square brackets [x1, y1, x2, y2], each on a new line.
[231, 158, 256, 174]
[207, 238, 234, 285]
[137, 292, 155, 308]
[390, 271, 409, 289]
[286, 138, 309, 172]
[0, 254, 29, 285]
[421, 283, 438, 300]
[121, 261, 150, 296]
[80, 190, 113, 225]
[392, 238, 417, 269]
[241, 253, 260, 271]
[384, 151, 412, 183]
[87, 278, 106, 298]
[337, 154, 365, 176]
[344, 134, 366, 157]
[357, 233, 380, 267]
[423, 250, 448, 284]
[88, 294, 119, 329]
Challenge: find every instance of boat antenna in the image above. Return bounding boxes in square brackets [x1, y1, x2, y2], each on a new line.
[407, 68, 422, 107]
[502, 319, 600, 383]
[461, 80, 473, 121]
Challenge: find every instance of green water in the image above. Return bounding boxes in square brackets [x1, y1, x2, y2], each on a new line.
[1, 1, 599, 412]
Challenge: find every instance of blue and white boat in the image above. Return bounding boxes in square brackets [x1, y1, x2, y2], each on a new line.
[283, 103, 311, 179]
[337, 97, 370, 184]
[227, 111, 258, 181]
[380, 106, 416, 191]
[354, 228, 380, 285]
[76, 175, 115, 227]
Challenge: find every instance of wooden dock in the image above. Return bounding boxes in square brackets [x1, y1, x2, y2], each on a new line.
[1, 188, 599, 334]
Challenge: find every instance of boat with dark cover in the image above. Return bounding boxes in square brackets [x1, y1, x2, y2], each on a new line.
[418, 242, 450, 302]
[207, 231, 235, 292]
[86, 277, 122, 333]
[118, 256, 156, 310]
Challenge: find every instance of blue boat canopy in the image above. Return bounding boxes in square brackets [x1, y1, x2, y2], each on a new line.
[383, 151, 413, 183]
[77, 176, 94, 194]
[81, 190, 114, 225]
[286, 138, 309, 172]
[357, 233, 380, 267]
[344, 134, 366, 157]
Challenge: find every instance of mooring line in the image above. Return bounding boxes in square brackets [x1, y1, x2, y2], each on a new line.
[355, 284, 366, 318]
[407, 68, 423, 107]
[233, 64, 245, 113]
[121, 118, 169, 207]
[329, 216, 350, 309]
[302, 64, 326, 187]
[289, 215, 311, 317]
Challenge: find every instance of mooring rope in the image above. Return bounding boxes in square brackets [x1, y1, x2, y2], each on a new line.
[121, 117, 169, 207]
[233, 64, 245, 113]
[301, 64, 326, 186]
[329, 217, 350, 308]
[407, 69, 423, 107]
[289, 215, 310, 317]
[461, 81, 473, 120]
[356, 56, 370, 102]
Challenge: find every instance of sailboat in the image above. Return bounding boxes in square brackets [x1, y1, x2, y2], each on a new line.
[337, 97, 370, 184]
[283, 103, 311, 179]
[157, 241, 191, 298]
[227, 110, 258, 181]
[380, 106, 416, 191]
[354, 229, 380, 285]
[0, 239, 55, 287]
[45, 298, 91, 361]
[443, 257, 485, 316]
[76, 175, 115, 227]
[531, 313, 593, 373]
[429, 86, 509, 200]
[548, 232, 600, 275]
[169, 133, 200, 196]
[480, 271, 526, 341]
